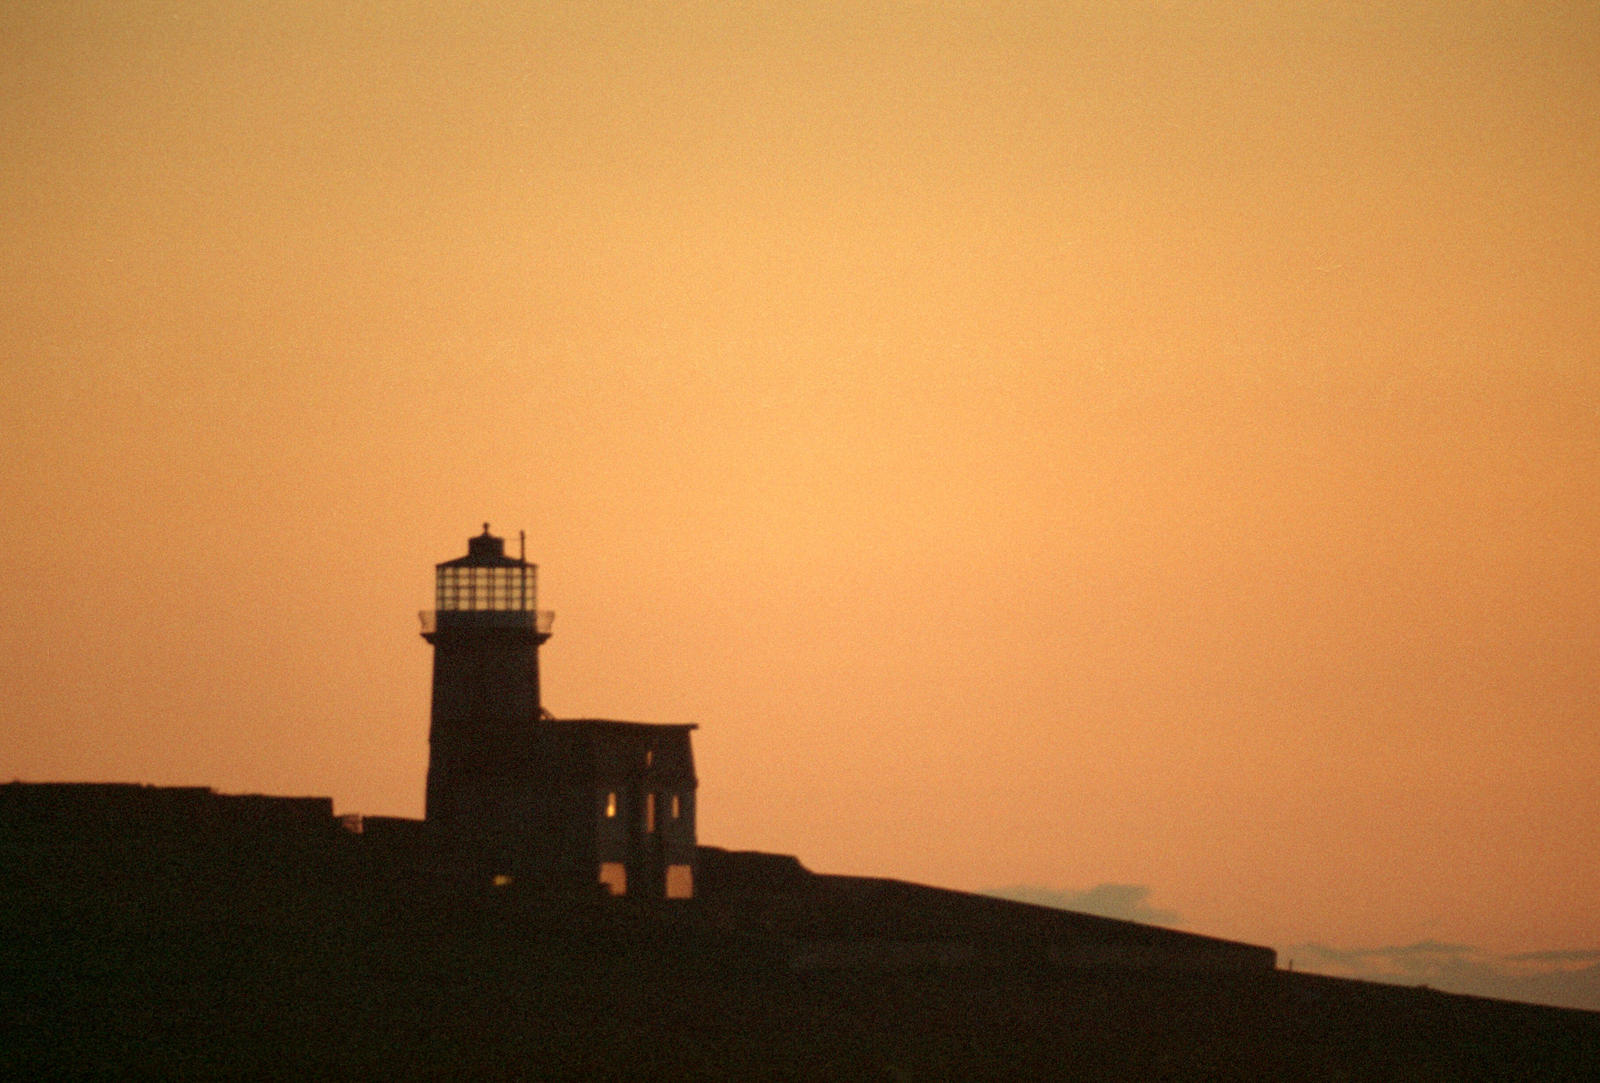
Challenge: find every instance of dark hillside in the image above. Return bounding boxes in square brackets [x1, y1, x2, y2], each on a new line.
[3, 824, 1597, 1079]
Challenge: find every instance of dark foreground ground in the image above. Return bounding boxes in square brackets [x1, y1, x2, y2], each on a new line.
[5, 860, 1598, 1082]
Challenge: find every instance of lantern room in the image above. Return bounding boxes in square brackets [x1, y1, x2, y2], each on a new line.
[420, 524, 554, 636]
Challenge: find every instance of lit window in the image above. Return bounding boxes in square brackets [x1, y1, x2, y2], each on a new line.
[665, 864, 693, 899]
[670, 794, 681, 820]
[492, 874, 513, 888]
[645, 792, 656, 833]
[599, 862, 626, 896]
[645, 749, 653, 767]
[604, 791, 617, 818]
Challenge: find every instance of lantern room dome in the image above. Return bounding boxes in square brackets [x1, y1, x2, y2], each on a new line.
[438, 523, 526, 569]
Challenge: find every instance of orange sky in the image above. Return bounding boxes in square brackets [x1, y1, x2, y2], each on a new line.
[3, 1, 1597, 984]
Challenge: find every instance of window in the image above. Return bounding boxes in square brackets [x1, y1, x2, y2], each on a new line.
[604, 791, 617, 818]
[645, 792, 656, 833]
[435, 565, 536, 611]
[670, 794, 681, 820]
[665, 864, 693, 899]
[599, 862, 626, 896]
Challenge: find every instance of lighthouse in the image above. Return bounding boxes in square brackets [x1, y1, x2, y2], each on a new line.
[420, 524, 553, 837]
[419, 526, 698, 897]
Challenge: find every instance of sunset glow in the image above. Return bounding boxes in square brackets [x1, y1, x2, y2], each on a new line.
[3, 1, 1596, 1006]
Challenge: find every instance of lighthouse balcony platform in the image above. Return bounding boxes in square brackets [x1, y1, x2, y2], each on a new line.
[419, 609, 555, 635]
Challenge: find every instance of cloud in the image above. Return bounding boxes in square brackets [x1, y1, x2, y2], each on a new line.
[1505, 949, 1600, 965]
[1284, 941, 1600, 1014]
[985, 883, 1181, 927]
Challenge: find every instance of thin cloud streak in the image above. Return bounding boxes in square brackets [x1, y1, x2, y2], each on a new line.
[1286, 941, 1600, 1014]
[989, 888, 1600, 1013]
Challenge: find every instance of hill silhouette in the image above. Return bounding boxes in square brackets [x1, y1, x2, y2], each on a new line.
[3, 783, 1597, 1079]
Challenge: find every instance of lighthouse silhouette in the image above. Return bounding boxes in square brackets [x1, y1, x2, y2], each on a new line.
[419, 525, 698, 897]
[421, 523, 552, 830]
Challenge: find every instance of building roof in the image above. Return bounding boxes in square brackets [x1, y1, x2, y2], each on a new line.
[545, 718, 699, 733]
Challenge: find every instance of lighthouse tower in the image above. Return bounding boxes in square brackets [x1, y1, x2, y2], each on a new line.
[419, 524, 553, 839]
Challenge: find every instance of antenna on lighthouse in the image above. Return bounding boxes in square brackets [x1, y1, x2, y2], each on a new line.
[519, 530, 526, 562]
